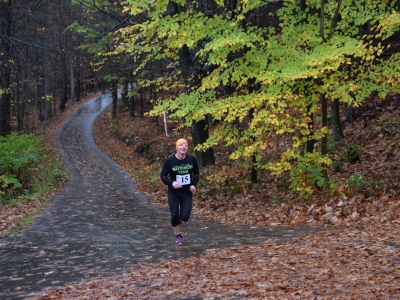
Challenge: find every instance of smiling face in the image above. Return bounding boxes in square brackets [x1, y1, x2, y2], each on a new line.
[176, 142, 188, 155]
[175, 138, 188, 157]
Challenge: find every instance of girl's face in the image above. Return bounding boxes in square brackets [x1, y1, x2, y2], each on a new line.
[177, 143, 188, 154]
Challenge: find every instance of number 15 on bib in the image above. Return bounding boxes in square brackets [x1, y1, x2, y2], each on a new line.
[176, 174, 190, 185]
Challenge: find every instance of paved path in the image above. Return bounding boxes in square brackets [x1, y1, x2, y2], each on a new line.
[0, 94, 323, 299]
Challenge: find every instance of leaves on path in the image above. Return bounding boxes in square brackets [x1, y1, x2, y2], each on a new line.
[28, 94, 399, 299]
[33, 224, 400, 299]
[2, 92, 399, 298]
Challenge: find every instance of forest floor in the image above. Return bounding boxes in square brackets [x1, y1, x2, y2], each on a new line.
[2, 92, 400, 299]
[93, 94, 400, 230]
[0, 94, 99, 240]
[39, 93, 398, 299]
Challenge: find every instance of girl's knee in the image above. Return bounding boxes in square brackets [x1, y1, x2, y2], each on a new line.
[180, 214, 190, 223]
[171, 217, 180, 227]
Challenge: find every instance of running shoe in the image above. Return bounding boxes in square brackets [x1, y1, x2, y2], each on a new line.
[176, 235, 184, 246]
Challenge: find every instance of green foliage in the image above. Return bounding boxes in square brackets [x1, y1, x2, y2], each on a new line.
[343, 143, 362, 163]
[115, 0, 400, 198]
[326, 137, 336, 154]
[332, 160, 344, 173]
[0, 175, 22, 199]
[0, 133, 44, 199]
[267, 150, 333, 198]
[346, 175, 379, 197]
[0, 133, 66, 205]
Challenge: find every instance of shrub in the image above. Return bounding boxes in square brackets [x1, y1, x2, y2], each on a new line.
[332, 160, 343, 173]
[346, 175, 379, 197]
[0, 133, 66, 205]
[344, 143, 362, 163]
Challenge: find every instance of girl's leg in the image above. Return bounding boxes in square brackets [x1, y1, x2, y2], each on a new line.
[173, 224, 181, 235]
[168, 191, 184, 245]
[168, 191, 181, 228]
[179, 192, 193, 223]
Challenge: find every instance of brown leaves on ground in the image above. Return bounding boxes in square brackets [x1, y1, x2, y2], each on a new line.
[0, 199, 46, 239]
[4, 92, 400, 298]
[91, 96, 400, 230]
[45, 95, 398, 299]
[0, 93, 100, 239]
[34, 223, 400, 299]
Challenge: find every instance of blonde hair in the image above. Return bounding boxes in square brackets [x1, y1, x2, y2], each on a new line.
[176, 138, 188, 150]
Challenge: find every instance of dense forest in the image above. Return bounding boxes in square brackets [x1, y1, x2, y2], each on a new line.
[1, 0, 400, 203]
[1, 1, 400, 298]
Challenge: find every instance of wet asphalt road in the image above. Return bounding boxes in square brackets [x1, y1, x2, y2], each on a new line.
[0, 94, 323, 299]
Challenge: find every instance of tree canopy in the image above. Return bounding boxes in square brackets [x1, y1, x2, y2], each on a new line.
[1, 0, 399, 197]
[111, 0, 400, 196]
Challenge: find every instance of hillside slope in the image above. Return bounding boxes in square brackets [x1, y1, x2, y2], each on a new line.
[33, 93, 400, 299]
[93, 93, 400, 229]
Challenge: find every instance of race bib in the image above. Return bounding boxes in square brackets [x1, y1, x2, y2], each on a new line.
[176, 174, 190, 186]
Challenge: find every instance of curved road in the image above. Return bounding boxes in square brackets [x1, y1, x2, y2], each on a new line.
[0, 94, 322, 299]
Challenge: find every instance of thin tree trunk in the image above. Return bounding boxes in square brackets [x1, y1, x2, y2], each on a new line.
[331, 99, 344, 140]
[321, 93, 327, 156]
[321, 93, 328, 178]
[0, 0, 12, 136]
[43, 53, 52, 120]
[248, 79, 258, 183]
[121, 78, 128, 106]
[306, 104, 314, 153]
[16, 71, 24, 132]
[76, 64, 81, 101]
[70, 56, 75, 101]
[140, 88, 144, 117]
[130, 93, 135, 118]
[112, 79, 117, 119]
[59, 56, 68, 111]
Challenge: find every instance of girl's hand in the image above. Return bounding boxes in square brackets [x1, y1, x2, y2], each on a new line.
[172, 181, 182, 189]
[190, 185, 196, 194]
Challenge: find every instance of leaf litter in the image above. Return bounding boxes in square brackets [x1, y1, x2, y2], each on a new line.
[2, 92, 399, 299]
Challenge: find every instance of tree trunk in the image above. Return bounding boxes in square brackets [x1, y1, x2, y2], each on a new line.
[321, 93, 327, 156]
[306, 104, 314, 153]
[166, 0, 215, 168]
[191, 120, 215, 168]
[70, 56, 75, 101]
[140, 88, 144, 117]
[331, 98, 344, 141]
[112, 79, 117, 119]
[16, 71, 24, 131]
[320, 93, 328, 178]
[43, 53, 52, 120]
[76, 63, 81, 101]
[60, 76, 68, 111]
[121, 78, 129, 106]
[346, 104, 354, 123]
[248, 81, 258, 183]
[0, 0, 12, 136]
[130, 93, 135, 118]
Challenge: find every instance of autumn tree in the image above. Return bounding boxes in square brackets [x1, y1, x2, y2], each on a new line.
[114, 1, 226, 168]
[116, 0, 400, 197]
[69, 0, 139, 118]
